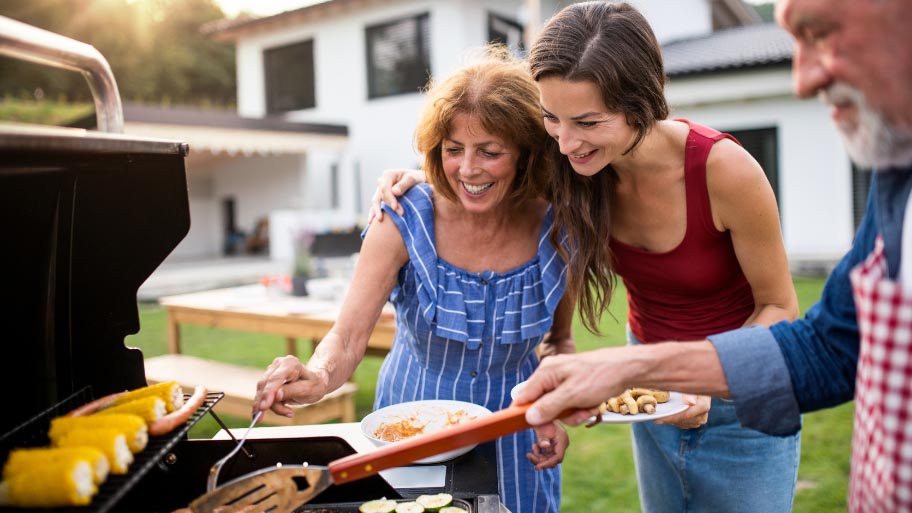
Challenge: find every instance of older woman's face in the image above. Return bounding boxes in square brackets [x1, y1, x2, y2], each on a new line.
[442, 113, 520, 214]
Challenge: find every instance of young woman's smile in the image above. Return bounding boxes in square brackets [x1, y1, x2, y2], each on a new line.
[538, 77, 637, 176]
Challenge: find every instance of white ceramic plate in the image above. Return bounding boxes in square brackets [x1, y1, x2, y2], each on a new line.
[510, 382, 689, 424]
[360, 400, 492, 464]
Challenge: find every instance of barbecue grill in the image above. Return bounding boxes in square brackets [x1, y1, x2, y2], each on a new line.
[0, 16, 501, 513]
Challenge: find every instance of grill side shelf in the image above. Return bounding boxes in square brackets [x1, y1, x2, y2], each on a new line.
[0, 390, 224, 513]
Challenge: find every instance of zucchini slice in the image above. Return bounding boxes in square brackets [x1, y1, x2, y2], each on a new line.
[359, 499, 398, 513]
[394, 501, 425, 513]
[415, 493, 453, 511]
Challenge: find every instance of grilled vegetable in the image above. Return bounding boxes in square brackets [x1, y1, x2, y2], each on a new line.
[359, 499, 398, 513]
[96, 396, 166, 424]
[3, 446, 109, 485]
[50, 413, 148, 453]
[630, 388, 670, 403]
[55, 428, 133, 474]
[416, 493, 453, 511]
[0, 460, 96, 507]
[394, 502, 425, 513]
[619, 390, 638, 415]
[636, 395, 658, 414]
[110, 381, 184, 413]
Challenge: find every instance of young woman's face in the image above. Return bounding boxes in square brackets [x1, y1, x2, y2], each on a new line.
[442, 113, 520, 213]
[538, 77, 637, 176]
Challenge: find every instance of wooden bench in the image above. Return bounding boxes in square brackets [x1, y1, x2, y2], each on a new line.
[144, 354, 357, 426]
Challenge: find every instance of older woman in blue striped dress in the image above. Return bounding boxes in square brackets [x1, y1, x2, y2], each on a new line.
[253, 46, 575, 513]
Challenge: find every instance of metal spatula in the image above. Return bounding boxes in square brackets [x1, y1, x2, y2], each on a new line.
[188, 403, 538, 513]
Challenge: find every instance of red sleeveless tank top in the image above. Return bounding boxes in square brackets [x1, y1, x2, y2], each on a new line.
[609, 120, 755, 342]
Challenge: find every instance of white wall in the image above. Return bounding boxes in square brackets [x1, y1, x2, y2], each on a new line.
[212, 154, 304, 229]
[668, 68, 856, 264]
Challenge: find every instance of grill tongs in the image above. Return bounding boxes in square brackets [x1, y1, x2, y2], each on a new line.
[189, 403, 543, 513]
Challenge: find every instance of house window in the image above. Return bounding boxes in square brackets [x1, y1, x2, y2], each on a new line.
[366, 13, 430, 99]
[728, 127, 780, 204]
[264, 40, 315, 114]
[488, 13, 524, 53]
[852, 165, 873, 229]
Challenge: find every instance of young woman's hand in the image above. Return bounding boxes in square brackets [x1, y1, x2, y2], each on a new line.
[653, 394, 711, 428]
[368, 168, 425, 223]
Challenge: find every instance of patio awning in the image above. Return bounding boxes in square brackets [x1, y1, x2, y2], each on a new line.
[125, 121, 347, 156]
[71, 102, 348, 156]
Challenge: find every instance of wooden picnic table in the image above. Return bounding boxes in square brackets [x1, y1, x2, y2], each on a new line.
[158, 282, 395, 357]
[145, 282, 395, 425]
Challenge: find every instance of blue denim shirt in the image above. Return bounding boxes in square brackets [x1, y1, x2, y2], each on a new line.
[708, 165, 912, 436]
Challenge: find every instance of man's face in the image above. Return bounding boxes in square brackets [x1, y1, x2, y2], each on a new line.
[776, 0, 912, 168]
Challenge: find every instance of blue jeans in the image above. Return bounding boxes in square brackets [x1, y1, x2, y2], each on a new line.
[629, 328, 801, 513]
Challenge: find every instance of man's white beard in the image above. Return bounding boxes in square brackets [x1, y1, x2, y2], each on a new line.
[820, 82, 912, 169]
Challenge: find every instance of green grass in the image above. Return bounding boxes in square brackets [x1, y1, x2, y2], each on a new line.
[0, 97, 93, 125]
[126, 276, 848, 512]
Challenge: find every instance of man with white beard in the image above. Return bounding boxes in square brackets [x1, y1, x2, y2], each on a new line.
[515, 0, 912, 510]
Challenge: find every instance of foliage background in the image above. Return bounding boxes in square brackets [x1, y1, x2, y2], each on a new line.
[0, 0, 235, 106]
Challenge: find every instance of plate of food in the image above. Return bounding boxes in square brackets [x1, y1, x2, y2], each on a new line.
[360, 400, 492, 463]
[510, 381, 689, 424]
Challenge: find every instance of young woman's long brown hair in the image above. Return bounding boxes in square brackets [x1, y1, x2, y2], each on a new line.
[528, 1, 669, 332]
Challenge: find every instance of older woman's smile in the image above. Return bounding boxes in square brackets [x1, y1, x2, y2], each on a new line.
[462, 181, 494, 194]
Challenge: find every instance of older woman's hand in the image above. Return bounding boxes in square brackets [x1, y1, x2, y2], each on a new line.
[368, 169, 425, 223]
[525, 422, 569, 470]
[653, 394, 711, 429]
[253, 355, 329, 418]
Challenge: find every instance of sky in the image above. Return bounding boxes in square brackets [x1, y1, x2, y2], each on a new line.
[214, 0, 324, 17]
[214, 0, 771, 18]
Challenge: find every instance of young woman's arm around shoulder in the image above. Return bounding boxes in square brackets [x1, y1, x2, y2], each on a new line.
[707, 139, 800, 327]
[254, 217, 409, 417]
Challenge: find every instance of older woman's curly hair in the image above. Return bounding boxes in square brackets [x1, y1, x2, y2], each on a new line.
[414, 44, 552, 205]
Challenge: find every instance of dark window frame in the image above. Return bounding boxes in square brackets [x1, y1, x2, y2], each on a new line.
[365, 12, 431, 100]
[487, 12, 524, 53]
[852, 164, 873, 229]
[727, 126, 780, 209]
[264, 39, 316, 114]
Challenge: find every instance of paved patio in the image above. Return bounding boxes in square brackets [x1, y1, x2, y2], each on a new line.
[138, 256, 289, 301]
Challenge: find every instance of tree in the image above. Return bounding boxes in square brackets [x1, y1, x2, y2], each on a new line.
[0, 0, 236, 106]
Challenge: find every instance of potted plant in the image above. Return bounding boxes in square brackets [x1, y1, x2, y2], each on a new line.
[291, 228, 315, 296]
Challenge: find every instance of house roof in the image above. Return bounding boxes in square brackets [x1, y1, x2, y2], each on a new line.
[71, 103, 349, 156]
[203, 0, 763, 42]
[202, 0, 377, 42]
[663, 22, 794, 77]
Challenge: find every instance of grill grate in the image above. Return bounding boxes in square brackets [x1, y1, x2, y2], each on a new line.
[0, 387, 223, 513]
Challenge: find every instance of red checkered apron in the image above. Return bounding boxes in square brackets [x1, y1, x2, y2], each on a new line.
[849, 236, 912, 512]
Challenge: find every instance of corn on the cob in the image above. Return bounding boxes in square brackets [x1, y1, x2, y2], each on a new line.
[0, 459, 96, 507]
[3, 446, 109, 485]
[109, 381, 184, 413]
[50, 413, 148, 453]
[55, 428, 133, 474]
[96, 396, 166, 424]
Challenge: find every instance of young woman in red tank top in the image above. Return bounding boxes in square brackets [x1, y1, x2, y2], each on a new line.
[531, 4, 800, 513]
[368, 4, 801, 512]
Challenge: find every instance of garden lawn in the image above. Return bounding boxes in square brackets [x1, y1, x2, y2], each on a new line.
[127, 276, 848, 512]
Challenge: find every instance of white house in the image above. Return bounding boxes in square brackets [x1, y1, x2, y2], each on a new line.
[187, 0, 853, 273]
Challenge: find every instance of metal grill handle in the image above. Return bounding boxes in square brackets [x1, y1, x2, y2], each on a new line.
[0, 15, 124, 133]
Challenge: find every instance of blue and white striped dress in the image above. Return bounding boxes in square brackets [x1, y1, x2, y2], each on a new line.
[373, 184, 568, 513]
